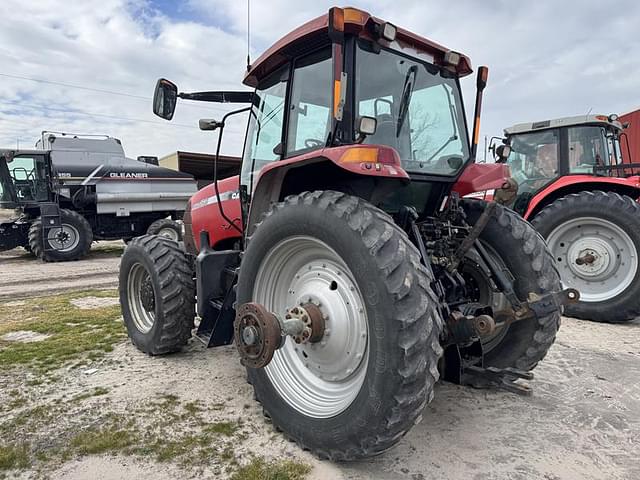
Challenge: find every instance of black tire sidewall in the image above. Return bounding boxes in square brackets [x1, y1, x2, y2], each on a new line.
[239, 198, 424, 453]
[119, 242, 168, 351]
[30, 209, 92, 261]
[533, 192, 640, 321]
[147, 219, 183, 241]
[464, 200, 560, 368]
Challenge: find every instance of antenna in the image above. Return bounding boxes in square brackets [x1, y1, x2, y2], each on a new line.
[246, 0, 251, 71]
[585, 107, 592, 122]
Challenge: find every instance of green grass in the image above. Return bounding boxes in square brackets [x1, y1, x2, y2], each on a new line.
[70, 426, 136, 455]
[231, 458, 311, 480]
[0, 444, 29, 470]
[0, 290, 125, 373]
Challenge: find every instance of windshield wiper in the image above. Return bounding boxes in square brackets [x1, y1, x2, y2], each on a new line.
[427, 85, 459, 163]
[396, 65, 418, 136]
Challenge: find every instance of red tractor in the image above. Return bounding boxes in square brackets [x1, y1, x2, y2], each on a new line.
[493, 114, 640, 323]
[119, 7, 575, 459]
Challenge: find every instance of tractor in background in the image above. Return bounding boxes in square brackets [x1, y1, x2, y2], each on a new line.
[494, 114, 640, 323]
[119, 7, 575, 460]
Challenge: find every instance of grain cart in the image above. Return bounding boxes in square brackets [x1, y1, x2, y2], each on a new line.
[493, 115, 640, 322]
[0, 133, 197, 261]
[119, 7, 577, 459]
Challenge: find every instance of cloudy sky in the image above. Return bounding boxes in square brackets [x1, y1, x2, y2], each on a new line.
[0, 0, 638, 161]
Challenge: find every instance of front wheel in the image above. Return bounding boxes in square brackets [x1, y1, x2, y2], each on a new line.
[28, 209, 92, 262]
[531, 191, 640, 323]
[237, 191, 443, 460]
[119, 235, 195, 354]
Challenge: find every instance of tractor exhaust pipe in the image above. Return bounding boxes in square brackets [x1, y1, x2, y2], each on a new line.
[471, 66, 489, 162]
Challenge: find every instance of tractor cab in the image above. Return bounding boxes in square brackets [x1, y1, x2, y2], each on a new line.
[496, 114, 632, 215]
[0, 150, 51, 209]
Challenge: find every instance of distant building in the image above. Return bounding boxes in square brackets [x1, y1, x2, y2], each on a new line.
[620, 108, 640, 163]
[159, 151, 241, 189]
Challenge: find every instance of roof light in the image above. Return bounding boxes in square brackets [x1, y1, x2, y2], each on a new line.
[381, 22, 397, 41]
[608, 114, 619, 122]
[443, 51, 461, 67]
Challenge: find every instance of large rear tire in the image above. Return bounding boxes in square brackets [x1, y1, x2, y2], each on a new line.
[531, 191, 640, 323]
[237, 191, 443, 460]
[461, 199, 562, 371]
[28, 209, 92, 262]
[119, 235, 195, 354]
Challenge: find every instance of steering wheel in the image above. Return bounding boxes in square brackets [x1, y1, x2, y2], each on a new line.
[304, 138, 324, 149]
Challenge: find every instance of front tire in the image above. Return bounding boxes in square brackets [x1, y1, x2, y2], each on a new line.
[119, 235, 195, 354]
[461, 200, 562, 371]
[531, 191, 640, 323]
[237, 191, 443, 460]
[28, 209, 92, 262]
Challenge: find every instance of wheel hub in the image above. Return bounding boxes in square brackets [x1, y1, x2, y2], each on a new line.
[547, 217, 638, 302]
[234, 303, 282, 369]
[252, 236, 370, 418]
[140, 278, 155, 312]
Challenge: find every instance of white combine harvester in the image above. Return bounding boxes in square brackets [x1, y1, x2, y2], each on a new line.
[0, 132, 197, 261]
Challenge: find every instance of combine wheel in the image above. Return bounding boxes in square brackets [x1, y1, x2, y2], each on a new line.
[237, 190, 443, 460]
[460, 200, 562, 371]
[28, 209, 92, 262]
[146, 218, 183, 242]
[531, 191, 640, 323]
[119, 235, 195, 354]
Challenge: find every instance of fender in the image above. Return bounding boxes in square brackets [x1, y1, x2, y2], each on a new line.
[247, 144, 409, 234]
[523, 175, 640, 220]
[189, 176, 242, 250]
[452, 163, 510, 197]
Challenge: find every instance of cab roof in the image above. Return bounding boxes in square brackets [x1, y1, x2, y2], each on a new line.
[243, 7, 473, 87]
[505, 114, 624, 136]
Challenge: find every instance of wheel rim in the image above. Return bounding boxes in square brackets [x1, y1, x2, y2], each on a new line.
[461, 243, 510, 353]
[127, 263, 156, 333]
[46, 223, 80, 252]
[157, 226, 179, 241]
[547, 217, 638, 302]
[253, 236, 369, 419]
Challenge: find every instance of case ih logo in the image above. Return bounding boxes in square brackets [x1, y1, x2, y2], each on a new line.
[109, 172, 149, 179]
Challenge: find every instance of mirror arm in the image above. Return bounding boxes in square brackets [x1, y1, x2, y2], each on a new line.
[178, 91, 254, 103]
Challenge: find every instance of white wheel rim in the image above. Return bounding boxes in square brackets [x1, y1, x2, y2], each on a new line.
[253, 236, 369, 419]
[47, 223, 80, 252]
[157, 226, 179, 241]
[547, 217, 638, 302]
[127, 263, 156, 333]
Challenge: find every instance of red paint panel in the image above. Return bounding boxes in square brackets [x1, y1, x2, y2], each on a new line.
[452, 163, 510, 197]
[523, 175, 640, 219]
[190, 175, 242, 249]
[620, 109, 640, 163]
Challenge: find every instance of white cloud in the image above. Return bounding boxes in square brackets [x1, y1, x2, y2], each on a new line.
[0, 0, 638, 161]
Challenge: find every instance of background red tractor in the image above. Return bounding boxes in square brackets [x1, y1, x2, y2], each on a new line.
[119, 7, 574, 460]
[494, 114, 640, 322]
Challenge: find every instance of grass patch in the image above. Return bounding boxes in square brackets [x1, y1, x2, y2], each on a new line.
[0, 290, 124, 372]
[0, 444, 29, 470]
[72, 386, 110, 402]
[70, 426, 136, 455]
[232, 457, 311, 480]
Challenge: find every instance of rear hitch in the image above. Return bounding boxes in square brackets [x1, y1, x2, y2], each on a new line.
[495, 288, 580, 328]
[234, 302, 325, 368]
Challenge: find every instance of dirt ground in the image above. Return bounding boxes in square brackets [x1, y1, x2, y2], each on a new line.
[1, 247, 639, 480]
[0, 243, 122, 300]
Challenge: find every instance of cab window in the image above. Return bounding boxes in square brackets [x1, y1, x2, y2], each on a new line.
[9, 155, 48, 201]
[241, 66, 288, 193]
[568, 126, 610, 173]
[507, 130, 559, 194]
[285, 48, 332, 156]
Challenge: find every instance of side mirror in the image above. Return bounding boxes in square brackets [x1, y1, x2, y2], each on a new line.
[495, 144, 511, 163]
[358, 116, 377, 136]
[153, 78, 178, 120]
[199, 118, 224, 131]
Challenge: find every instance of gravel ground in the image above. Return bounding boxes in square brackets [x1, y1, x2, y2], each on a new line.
[1, 247, 639, 479]
[0, 243, 122, 300]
